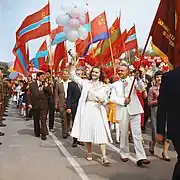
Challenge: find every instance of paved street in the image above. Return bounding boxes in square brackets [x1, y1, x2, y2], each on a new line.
[0, 104, 177, 180]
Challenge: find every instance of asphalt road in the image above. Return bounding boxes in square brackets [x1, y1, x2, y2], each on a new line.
[0, 104, 177, 180]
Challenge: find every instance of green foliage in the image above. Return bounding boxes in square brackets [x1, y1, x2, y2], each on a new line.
[0, 61, 9, 77]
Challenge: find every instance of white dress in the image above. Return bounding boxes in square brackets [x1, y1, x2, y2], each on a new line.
[70, 67, 113, 144]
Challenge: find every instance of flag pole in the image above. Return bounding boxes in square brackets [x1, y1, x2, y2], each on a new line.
[48, 0, 53, 90]
[104, 11, 116, 77]
[86, 1, 95, 58]
[118, 10, 129, 63]
[127, 30, 151, 98]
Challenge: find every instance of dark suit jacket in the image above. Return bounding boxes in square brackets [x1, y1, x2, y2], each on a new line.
[26, 81, 49, 110]
[157, 68, 180, 140]
[66, 81, 81, 115]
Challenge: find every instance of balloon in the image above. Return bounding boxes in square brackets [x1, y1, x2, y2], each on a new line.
[61, 4, 74, 13]
[9, 72, 18, 80]
[8, 66, 15, 72]
[69, 18, 80, 28]
[63, 25, 73, 33]
[67, 30, 79, 42]
[56, 14, 70, 26]
[70, 8, 80, 19]
[78, 27, 88, 40]
[8, 61, 14, 68]
[79, 15, 86, 25]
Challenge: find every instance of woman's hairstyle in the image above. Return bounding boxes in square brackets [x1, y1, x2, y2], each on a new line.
[154, 71, 163, 79]
[89, 66, 105, 82]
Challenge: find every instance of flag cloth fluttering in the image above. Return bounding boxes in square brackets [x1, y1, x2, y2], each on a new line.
[150, 0, 180, 68]
[13, 44, 29, 76]
[33, 40, 48, 69]
[16, 3, 50, 46]
[53, 42, 67, 71]
[83, 11, 109, 56]
[124, 25, 138, 54]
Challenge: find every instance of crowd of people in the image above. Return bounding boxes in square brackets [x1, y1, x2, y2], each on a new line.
[1, 55, 180, 179]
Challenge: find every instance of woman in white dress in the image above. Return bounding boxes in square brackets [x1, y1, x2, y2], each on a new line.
[69, 60, 113, 166]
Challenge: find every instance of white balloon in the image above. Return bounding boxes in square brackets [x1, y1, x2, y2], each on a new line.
[78, 27, 88, 40]
[70, 8, 81, 19]
[67, 30, 79, 42]
[69, 18, 80, 28]
[61, 4, 74, 13]
[63, 25, 75, 33]
[56, 14, 70, 26]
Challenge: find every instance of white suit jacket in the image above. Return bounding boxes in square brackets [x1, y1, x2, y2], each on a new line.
[110, 76, 144, 120]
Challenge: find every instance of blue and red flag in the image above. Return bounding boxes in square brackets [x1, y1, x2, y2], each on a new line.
[83, 11, 109, 56]
[13, 44, 29, 76]
[125, 25, 138, 52]
[33, 40, 48, 69]
[16, 3, 50, 46]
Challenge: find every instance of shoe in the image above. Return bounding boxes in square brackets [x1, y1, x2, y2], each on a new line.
[77, 141, 85, 146]
[121, 158, 129, 162]
[86, 153, 93, 161]
[2, 118, 6, 121]
[35, 134, 40, 137]
[137, 159, 151, 167]
[50, 129, 55, 132]
[0, 142, 2, 145]
[41, 135, 47, 140]
[0, 132, 5, 136]
[0, 124, 6, 127]
[149, 142, 155, 155]
[101, 156, 110, 166]
[63, 134, 68, 139]
[162, 152, 171, 162]
[72, 141, 78, 148]
[3, 114, 8, 117]
[115, 141, 120, 144]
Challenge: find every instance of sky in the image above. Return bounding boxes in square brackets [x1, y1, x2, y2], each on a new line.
[0, 0, 160, 62]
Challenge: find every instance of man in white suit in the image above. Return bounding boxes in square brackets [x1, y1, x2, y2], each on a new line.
[110, 64, 151, 167]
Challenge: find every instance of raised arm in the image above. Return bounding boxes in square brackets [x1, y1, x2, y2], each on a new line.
[70, 66, 84, 87]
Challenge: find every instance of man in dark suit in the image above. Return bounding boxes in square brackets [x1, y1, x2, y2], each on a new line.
[27, 72, 50, 140]
[45, 70, 56, 132]
[66, 69, 83, 147]
[157, 67, 180, 180]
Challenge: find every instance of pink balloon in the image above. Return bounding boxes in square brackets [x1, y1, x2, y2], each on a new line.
[69, 18, 80, 29]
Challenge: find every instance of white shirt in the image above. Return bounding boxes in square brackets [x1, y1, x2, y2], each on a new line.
[60, 80, 71, 98]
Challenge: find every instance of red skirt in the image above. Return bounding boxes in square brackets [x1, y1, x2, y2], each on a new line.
[136, 90, 144, 127]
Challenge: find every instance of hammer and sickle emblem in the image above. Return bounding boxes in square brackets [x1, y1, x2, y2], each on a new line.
[42, 9, 46, 18]
[110, 27, 115, 34]
[98, 16, 105, 26]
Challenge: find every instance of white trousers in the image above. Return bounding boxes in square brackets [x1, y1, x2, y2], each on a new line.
[119, 108, 147, 161]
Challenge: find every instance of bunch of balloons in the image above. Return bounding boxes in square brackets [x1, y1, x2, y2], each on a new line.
[56, 3, 88, 42]
[8, 61, 19, 79]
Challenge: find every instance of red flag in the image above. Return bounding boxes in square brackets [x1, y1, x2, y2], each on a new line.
[13, 44, 28, 76]
[76, 12, 91, 57]
[51, 26, 63, 40]
[150, 0, 180, 68]
[54, 42, 67, 71]
[16, 3, 50, 46]
[125, 25, 138, 52]
[91, 11, 108, 39]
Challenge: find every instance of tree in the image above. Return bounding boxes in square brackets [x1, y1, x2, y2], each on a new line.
[0, 61, 9, 77]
